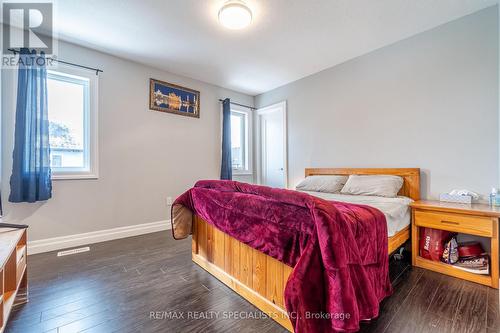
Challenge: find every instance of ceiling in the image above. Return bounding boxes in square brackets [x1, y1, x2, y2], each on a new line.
[50, 0, 498, 95]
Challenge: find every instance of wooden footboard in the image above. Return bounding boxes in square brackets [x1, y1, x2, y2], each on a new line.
[191, 215, 294, 331]
[192, 216, 410, 332]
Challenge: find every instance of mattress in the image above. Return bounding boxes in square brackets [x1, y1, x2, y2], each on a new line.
[300, 191, 412, 237]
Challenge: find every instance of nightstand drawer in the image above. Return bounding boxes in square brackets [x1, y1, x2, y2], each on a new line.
[414, 210, 494, 237]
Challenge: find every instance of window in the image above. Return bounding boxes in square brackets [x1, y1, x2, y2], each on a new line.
[51, 154, 62, 167]
[47, 65, 98, 179]
[230, 107, 252, 174]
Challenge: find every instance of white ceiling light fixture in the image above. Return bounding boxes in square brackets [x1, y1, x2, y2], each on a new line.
[218, 0, 252, 30]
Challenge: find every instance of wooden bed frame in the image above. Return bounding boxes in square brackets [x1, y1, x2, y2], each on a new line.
[191, 168, 420, 332]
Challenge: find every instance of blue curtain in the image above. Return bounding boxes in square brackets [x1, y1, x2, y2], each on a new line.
[9, 49, 52, 203]
[220, 98, 232, 180]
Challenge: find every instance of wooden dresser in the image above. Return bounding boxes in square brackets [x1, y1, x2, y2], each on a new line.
[411, 200, 499, 288]
[0, 228, 28, 333]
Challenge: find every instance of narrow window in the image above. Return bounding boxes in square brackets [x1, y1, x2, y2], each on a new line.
[47, 66, 98, 179]
[230, 107, 252, 174]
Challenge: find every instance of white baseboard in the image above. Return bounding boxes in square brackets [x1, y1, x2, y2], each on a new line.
[28, 220, 171, 255]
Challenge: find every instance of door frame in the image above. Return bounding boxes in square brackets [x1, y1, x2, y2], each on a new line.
[255, 101, 288, 188]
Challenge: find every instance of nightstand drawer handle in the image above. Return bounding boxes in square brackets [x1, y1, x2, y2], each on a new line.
[441, 220, 460, 225]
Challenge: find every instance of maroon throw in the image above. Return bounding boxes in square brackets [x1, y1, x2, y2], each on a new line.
[173, 180, 392, 332]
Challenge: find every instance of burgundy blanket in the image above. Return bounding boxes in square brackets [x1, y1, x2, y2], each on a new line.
[172, 180, 392, 332]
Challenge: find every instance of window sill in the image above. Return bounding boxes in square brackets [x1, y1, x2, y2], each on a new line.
[232, 171, 253, 176]
[52, 173, 99, 180]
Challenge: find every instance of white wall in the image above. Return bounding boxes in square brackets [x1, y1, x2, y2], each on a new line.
[255, 6, 499, 201]
[1, 6, 498, 244]
[233, 174, 254, 183]
[1, 40, 253, 241]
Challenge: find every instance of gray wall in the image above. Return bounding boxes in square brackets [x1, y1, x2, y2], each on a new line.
[1, 6, 498, 243]
[1, 40, 253, 241]
[255, 7, 499, 201]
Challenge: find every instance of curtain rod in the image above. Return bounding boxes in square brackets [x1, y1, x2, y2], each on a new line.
[218, 99, 256, 110]
[8, 48, 103, 75]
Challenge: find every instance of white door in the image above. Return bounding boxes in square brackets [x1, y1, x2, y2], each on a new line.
[257, 101, 287, 188]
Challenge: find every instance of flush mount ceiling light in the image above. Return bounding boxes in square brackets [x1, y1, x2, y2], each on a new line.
[218, 0, 252, 30]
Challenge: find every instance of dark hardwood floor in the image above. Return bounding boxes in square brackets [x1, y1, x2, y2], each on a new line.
[6, 232, 499, 333]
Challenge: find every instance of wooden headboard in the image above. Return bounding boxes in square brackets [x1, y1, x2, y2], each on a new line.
[305, 168, 421, 201]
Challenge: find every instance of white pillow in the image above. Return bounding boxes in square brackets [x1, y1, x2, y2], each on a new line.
[295, 175, 349, 193]
[340, 175, 404, 198]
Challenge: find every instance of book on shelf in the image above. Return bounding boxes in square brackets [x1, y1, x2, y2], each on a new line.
[452, 254, 489, 275]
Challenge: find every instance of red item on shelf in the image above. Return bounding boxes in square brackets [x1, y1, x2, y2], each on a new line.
[419, 227, 453, 262]
[458, 242, 484, 258]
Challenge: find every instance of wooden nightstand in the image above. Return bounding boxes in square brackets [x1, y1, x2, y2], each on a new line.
[410, 200, 500, 289]
[0, 228, 28, 333]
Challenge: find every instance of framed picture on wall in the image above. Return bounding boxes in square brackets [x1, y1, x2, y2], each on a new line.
[149, 78, 200, 118]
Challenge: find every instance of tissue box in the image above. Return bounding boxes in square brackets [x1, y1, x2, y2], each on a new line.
[439, 194, 472, 204]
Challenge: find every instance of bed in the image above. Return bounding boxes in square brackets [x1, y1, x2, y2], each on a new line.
[182, 168, 420, 332]
[299, 192, 412, 238]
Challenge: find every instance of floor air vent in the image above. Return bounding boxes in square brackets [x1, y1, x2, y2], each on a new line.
[57, 246, 90, 257]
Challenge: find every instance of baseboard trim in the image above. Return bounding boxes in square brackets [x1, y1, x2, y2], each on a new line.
[28, 220, 171, 255]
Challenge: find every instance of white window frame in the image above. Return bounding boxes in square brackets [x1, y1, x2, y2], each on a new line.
[48, 64, 99, 180]
[231, 105, 253, 175]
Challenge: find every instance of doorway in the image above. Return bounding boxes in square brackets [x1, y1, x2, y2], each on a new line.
[256, 101, 287, 188]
